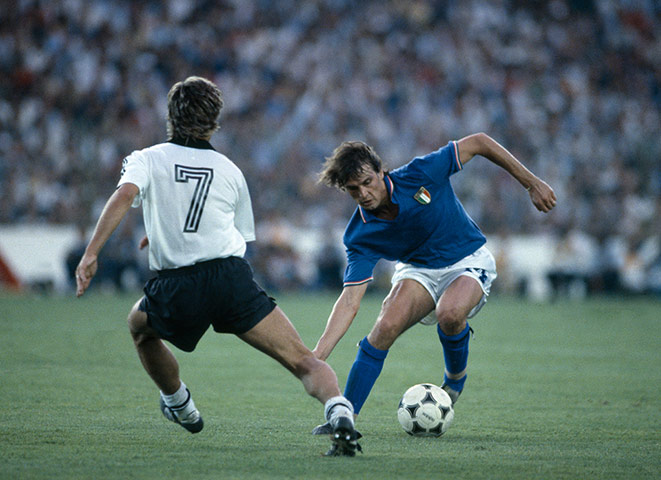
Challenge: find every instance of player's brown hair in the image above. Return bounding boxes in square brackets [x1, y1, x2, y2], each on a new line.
[318, 141, 385, 189]
[167, 76, 224, 140]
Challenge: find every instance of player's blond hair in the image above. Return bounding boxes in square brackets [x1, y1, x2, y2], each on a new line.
[319, 141, 385, 189]
[167, 76, 223, 140]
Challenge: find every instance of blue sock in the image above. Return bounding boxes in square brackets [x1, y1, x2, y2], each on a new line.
[437, 323, 471, 392]
[343, 337, 388, 415]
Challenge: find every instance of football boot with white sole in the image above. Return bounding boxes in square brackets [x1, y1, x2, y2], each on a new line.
[159, 391, 204, 434]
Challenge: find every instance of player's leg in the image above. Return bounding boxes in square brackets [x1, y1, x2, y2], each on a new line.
[238, 306, 359, 455]
[435, 275, 484, 402]
[127, 299, 180, 392]
[367, 279, 435, 349]
[344, 279, 435, 415]
[238, 305, 343, 400]
[127, 299, 203, 433]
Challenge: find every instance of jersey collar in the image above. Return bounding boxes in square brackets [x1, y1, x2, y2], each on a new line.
[168, 136, 215, 150]
[358, 173, 396, 223]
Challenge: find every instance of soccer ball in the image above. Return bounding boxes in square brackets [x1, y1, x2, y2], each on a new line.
[397, 383, 454, 437]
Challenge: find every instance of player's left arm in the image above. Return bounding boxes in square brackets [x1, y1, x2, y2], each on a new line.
[75, 183, 139, 297]
[456, 132, 557, 213]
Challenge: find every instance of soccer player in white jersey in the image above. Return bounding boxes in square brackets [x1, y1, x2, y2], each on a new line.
[310, 137, 556, 435]
[75, 76, 359, 456]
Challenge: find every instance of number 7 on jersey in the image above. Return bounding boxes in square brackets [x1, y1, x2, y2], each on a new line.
[174, 164, 214, 233]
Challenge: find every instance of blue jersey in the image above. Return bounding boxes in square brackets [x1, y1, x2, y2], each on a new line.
[342, 141, 486, 286]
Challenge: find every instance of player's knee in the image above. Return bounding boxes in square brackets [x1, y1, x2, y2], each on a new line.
[435, 306, 467, 333]
[127, 309, 142, 332]
[291, 352, 323, 379]
[127, 306, 151, 342]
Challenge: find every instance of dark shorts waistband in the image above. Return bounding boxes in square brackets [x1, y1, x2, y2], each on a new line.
[143, 255, 275, 351]
[156, 257, 236, 277]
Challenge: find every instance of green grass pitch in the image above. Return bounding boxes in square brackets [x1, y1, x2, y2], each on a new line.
[1, 292, 659, 479]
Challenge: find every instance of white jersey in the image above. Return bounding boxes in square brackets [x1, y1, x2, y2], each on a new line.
[118, 138, 255, 271]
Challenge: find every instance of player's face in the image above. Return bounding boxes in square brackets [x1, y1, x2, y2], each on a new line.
[344, 166, 387, 211]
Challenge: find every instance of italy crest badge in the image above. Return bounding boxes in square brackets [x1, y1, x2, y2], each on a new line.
[414, 186, 431, 205]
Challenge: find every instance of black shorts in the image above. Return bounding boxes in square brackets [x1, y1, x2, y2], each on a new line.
[138, 257, 276, 352]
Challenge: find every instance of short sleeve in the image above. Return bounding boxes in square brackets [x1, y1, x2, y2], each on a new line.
[406, 141, 462, 184]
[342, 247, 378, 286]
[118, 151, 150, 208]
[233, 173, 256, 242]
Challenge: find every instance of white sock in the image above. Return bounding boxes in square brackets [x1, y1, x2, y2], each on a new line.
[161, 382, 199, 422]
[161, 382, 189, 408]
[324, 396, 354, 427]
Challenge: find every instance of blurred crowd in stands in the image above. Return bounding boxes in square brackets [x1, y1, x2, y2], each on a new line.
[2, 0, 660, 295]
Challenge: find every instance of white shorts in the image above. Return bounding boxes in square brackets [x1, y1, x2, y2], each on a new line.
[390, 245, 497, 326]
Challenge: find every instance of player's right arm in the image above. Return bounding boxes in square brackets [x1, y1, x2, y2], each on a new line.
[456, 132, 556, 212]
[312, 282, 368, 361]
[75, 183, 139, 297]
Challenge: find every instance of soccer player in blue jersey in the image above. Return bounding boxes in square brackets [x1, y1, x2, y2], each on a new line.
[311, 134, 556, 434]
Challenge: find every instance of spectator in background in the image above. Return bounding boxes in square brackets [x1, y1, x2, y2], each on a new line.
[547, 224, 597, 300]
[316, 233, 344, 291]
[2, 0, 660, 294]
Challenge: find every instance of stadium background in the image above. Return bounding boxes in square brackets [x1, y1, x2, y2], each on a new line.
[0, 0, 659, 298]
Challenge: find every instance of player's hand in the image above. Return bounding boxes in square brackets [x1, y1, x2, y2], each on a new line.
[75, 254, 98, 297]
[138, 235, 149, 250]
[527, 179, 557, 213]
